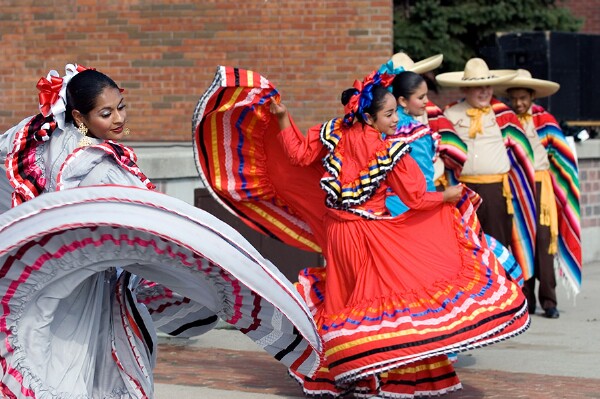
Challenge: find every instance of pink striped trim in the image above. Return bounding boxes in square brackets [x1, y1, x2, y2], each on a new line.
[239, 292, 263, 334]
[220, 267, 244, 324]
[113, 277, 149, 398]
[0, 233, 244, 394]
[0, 192, 309, 314]
[55, 143, 155, 192]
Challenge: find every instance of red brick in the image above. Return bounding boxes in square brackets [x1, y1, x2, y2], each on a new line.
[0, 0, 392, 141]
[561, 0, 600, 33]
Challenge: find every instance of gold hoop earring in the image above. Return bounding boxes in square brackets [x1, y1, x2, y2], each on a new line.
[77, 123, 93, 147]
[124, 127, 130, 136]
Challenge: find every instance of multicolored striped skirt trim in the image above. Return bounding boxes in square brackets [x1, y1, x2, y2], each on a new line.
[193, 66, 323, 253]
[295, 205, 529, 385]
[288, 353, 461, 398]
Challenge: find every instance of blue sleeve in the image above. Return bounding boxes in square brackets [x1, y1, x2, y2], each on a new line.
[386, 135, 438, 216]
[408, 136, 437, 191]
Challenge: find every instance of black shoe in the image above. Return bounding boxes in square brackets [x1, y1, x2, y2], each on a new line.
[543, 307, 560, 319]
[528, 305, 536, 315]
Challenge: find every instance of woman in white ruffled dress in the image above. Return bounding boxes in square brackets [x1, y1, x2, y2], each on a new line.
[0, 64, 322, 398]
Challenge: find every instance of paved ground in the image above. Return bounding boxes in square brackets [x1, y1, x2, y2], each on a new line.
[153, 262, 600, 398]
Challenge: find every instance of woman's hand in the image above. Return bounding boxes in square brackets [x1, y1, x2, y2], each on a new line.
[442, 184, 463, 204]
[270, 100, 291, 130]
[270, 100, 287, 117]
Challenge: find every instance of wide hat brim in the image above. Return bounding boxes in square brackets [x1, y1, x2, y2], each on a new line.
[436, 69, 518, 87]
[495, 77, 560, 98]
[393, 54, 443, 74]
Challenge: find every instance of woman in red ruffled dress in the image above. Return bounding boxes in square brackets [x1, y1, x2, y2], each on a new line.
[193, 67, 530, 398]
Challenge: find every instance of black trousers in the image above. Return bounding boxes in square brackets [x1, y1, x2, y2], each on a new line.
[523, 182, 557, 311]
[464, 182, 512, 248]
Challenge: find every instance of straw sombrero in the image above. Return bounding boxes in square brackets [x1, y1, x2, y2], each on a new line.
[436, 58, 518, 87]
[391, 53, 443, 74]
[494, 69, 560, 98]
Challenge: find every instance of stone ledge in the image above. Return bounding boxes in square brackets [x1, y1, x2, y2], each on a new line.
[128, 142, 198, 180]
[575, 139, 600, 160]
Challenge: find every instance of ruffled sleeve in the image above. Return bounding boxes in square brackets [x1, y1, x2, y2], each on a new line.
[0, 117, 33, 159]
[387, 154, 444, 210]
[78, 157, 149, 188]
[56, 143, 155, 191]
[278, 117, 326, 167]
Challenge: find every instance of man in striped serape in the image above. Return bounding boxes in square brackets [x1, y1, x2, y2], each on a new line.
[496, 69, 582, 318]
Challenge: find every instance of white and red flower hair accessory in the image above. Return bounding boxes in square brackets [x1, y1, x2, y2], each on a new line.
[36, 63, 94, 130]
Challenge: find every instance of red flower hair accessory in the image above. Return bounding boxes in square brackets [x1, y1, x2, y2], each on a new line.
[342, 70, 396, 126]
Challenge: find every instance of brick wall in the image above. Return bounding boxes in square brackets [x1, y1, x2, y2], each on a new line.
[428, 88, 462, 110]
[562, 0, 600, 33]
[0, 0, 393, 141]
[576, 139, 600, 262]
[580, 158, 600, 229]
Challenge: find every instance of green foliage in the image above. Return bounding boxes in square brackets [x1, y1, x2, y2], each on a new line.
[393, 0, 582, 72]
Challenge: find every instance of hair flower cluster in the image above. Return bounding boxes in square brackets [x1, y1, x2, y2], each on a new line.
[342, 70, 396, 126]
[35, 63, 95, 130]
[378, 60, 406, 76]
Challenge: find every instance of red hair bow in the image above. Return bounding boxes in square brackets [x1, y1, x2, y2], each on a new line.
[36, 75, 64, 117]
[343, 79, 362, 116]
[379, 73, 395, 87]
[75, 64, 95, 73]
[342, 71, 395, 117]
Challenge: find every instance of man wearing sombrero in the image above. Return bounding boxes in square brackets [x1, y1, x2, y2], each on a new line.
[495, 70, 582, 318]
[436, 58, 537, 292]
[379, 53, 467, 190]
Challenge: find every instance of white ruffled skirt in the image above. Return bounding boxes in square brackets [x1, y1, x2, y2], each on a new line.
[0, 185, 321, 398]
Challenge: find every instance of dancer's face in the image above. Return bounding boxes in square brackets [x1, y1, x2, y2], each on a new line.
[398, 81, 428, 117]
[73, 87, 128, 141]
[463, 85, 493, 109]
[366, 93, 399, 136]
